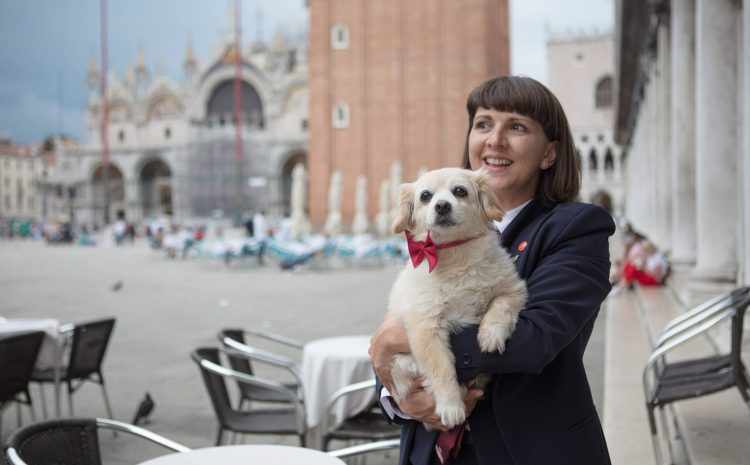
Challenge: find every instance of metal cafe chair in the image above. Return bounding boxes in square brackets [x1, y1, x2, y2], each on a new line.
[321, 379, 401, 452]
[217, 328, 304, 408]
[643, 291, 750, 465]
[30, 318, 116, 419]
[0, 331, 45, 437]
[3, 417, 189, 465]
[191, 346, 306, 446]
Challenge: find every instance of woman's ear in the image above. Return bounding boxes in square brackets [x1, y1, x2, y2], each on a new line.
[475, 169, 504, 223]
[540, 141, 558, 170]
[392, 183, 415, 234]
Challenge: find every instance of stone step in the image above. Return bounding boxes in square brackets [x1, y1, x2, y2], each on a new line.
[603, 290, 658, 465]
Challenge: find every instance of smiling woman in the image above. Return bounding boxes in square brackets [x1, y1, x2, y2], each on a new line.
[370, 75, 615, 465]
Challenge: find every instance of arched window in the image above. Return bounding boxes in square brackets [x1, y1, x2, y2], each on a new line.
[604, 148, 614, 173]
[148, 97, 181, 120]
[207, 80, 264, 129]
[595, 76, 613, 108]
[589, 149, 598, 171]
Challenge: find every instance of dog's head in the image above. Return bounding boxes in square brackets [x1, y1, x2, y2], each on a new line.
[392, 167, 504, 242]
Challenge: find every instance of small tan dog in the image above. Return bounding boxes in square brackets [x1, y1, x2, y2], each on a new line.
[388, 167, 527, 428]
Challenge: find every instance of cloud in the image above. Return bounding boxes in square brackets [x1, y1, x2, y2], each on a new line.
[0, 93, 87, 144]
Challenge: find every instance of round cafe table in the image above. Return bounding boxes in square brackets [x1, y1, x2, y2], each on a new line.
[302, 335, 374, 428]
[137, 445, 346, 465]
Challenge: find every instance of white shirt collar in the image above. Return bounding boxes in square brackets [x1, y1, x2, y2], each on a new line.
[493, 199, 532, 234]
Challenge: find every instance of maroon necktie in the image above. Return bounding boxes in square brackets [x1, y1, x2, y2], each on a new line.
[435, 422, 467, 464]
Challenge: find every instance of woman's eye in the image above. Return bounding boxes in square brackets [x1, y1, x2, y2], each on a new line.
[420, 191, 433, 203]
[453, 186, 468, 198]
[511, 122, 527, 132]
[474, 120, 490, 130]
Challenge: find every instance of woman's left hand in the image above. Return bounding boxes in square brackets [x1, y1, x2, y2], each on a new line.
[369, 313, 410, 391]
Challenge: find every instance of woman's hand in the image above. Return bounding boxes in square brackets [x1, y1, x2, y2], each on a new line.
[369, 313, 410, 391]
[397, 381, 485, 431]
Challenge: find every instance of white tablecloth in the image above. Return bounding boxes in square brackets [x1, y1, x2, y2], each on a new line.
[302, 335, 375, 428]
[0, 318, 62, 370]
[137, 445, 346, 465]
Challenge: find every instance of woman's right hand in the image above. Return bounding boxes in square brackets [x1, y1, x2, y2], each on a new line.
[369, 313, 410, 391]
[398, 381, 485, 431]
[398, 379, 445, 430]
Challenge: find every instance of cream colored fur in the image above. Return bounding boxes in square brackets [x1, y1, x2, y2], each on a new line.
[387, 167, 527, 429]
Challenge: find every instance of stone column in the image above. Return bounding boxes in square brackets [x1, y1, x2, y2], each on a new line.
[642, 62, 659, 238]
[694, 0, 739, 280]
[670, 0, 697, 264]
[656, 19, 672, 251]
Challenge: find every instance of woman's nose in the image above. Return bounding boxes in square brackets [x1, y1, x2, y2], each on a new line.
[486, 128, 505, 148]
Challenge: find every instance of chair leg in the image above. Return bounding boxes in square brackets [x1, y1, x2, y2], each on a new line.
[67, 384, 75, 416]
[37, 384, 48, 419]
[26, 395, 36, 422]
[215, 428, 225, 446]
[659, 406, 677, 464]
[646, 404, 663, 465]
[100, 382, 115, 420]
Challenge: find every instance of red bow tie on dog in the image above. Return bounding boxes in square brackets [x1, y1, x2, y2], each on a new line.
[405, 230, 475, 273]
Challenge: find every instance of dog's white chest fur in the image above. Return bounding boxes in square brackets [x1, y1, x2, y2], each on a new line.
[389, 234, 513, 330]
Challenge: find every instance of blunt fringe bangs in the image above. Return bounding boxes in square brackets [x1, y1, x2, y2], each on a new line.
[461, 75, 581, 206]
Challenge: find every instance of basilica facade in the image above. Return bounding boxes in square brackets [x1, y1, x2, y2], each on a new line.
[47, 32, 308, 226]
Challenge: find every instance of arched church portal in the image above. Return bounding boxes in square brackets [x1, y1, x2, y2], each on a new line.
[91, 164, 125, 222]
[139, 159, 173, 217]
[280, 152, 307, 217]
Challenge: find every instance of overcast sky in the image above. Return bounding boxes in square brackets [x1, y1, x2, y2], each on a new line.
[0, 0, 613, 144]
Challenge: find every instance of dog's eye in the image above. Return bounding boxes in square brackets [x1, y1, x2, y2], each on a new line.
[419, 191, 433, 203]
[453, 186, 468, 198]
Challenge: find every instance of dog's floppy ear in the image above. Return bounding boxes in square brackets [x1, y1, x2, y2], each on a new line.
[475, 169, 505, 223]
[392, 182, 416, 234]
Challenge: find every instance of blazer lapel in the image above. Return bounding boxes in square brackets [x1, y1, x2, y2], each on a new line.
[500, 197, 548, 250]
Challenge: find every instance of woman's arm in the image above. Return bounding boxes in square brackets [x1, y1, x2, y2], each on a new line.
[450, 205, 614, 380]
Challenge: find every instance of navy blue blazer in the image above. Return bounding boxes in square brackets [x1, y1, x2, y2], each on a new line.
[380, 198, 615, 465]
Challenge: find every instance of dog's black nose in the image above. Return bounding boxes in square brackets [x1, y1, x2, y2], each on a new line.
[435, 201, 452, 216]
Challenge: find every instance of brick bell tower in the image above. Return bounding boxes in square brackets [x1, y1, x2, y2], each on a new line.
[308, 0, 510, 226]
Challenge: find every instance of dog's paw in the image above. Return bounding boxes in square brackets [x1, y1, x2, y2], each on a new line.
[434, 397, 466, 429]
[391, 375, 414, 401]
[391, 354, 419, 400]
[477, 322, 512, 353]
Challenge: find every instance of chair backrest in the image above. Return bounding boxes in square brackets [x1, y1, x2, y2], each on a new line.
[729, 294, 750, 371]
[4, 418, 101, 465]
[0, 331, 45, 404]
[191, 347, 234, 428]
[67, 318, 116, 380]
[219, 328, 255, 376]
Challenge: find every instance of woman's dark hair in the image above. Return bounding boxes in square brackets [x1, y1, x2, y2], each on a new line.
[460, 75, 580, 206]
